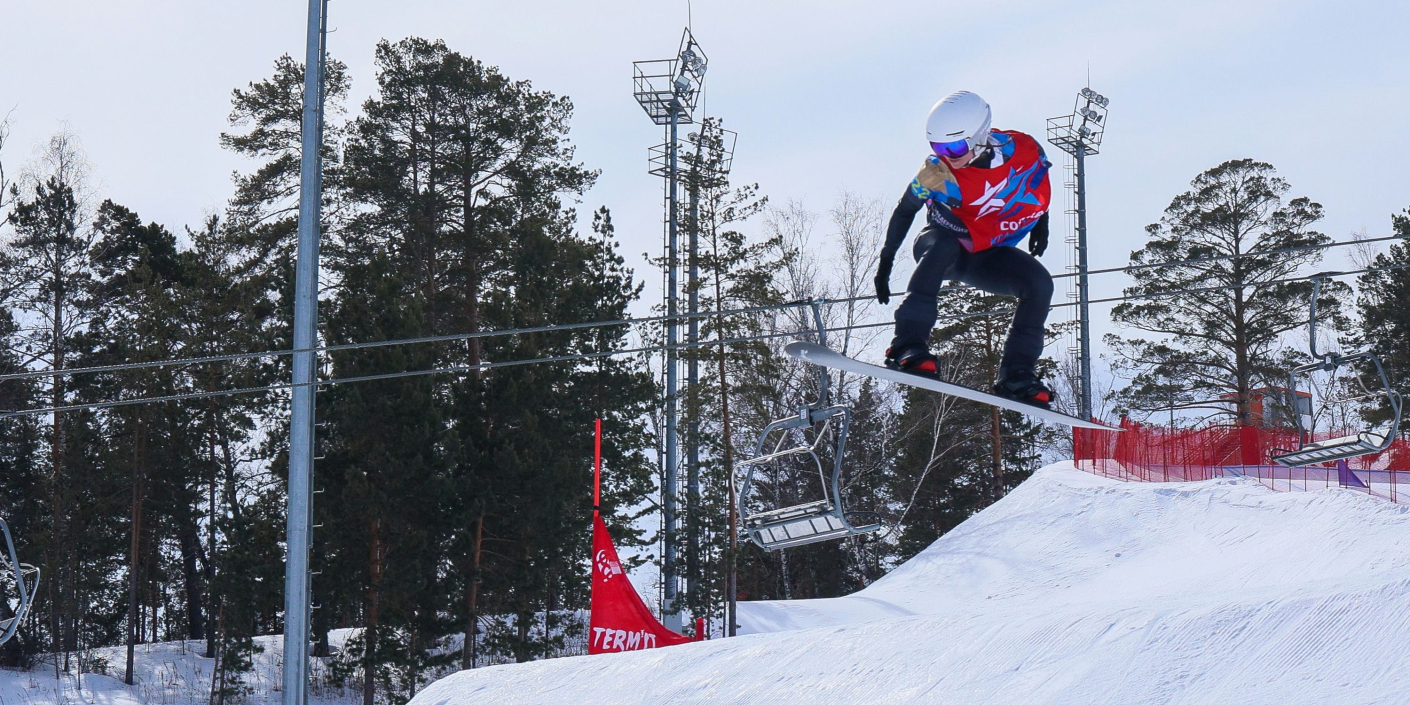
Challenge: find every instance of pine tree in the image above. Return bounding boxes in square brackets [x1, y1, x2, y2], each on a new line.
[214, 52, 348, 679]
[330, 37, 653, 681]
[319, 254, 448, 703]
[4, 131, 103, 662]
[1107, 159, 1342, 424]
[84, 199, 194, 682]
[220, 53, 350, 280]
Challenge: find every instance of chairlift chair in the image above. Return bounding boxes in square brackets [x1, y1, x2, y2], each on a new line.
[0, 518, 38, 644]
[738, 405, 883, 550]
[1270, 275, 1403, 467]
[736, 302, 883, 551]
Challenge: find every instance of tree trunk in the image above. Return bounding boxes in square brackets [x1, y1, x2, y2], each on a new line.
[204, 429, 218, 658]
[209, 604, 226, 705]
[712, 224, 741, 633]
[514, 545, 532, 663]
[363, 518, 381, 705]
[48, 292, 67, 663]
[178, 513, 206, 640]
[125, 416, 146, 686]
[718, 327, 737, 637]
[461, 514, 484, 669]
[463, 205, 482, 371]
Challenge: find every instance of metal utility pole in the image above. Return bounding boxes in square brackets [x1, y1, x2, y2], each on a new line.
[634, 29, 706, 632]
[1073, 143, 1092, 422]
[1046, 87, 1110, 421]
[663, 108, 681, 630]
[283, 0, 327, 702]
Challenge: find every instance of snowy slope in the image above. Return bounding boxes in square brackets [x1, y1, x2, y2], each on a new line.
[409, 462, 1410, 705]
[0, 631, 371, 705]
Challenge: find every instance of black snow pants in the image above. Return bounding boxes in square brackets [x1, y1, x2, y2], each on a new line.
[892, 224, 1054, 379]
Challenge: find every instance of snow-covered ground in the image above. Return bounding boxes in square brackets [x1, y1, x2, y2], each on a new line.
[410, 462, 1410, 705]
[0, 632, 370, 705]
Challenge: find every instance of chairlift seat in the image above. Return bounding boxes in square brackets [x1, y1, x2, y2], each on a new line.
[1269, 276, 1403, 470]
[743, 499, 882, 551]
[1271, 428, 1391, 467]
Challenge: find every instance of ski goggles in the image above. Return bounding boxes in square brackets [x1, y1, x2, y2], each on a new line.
[930, 138, 973, 159]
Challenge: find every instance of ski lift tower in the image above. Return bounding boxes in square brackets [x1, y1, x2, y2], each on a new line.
[284, 0, 330, 704]
[1047, 87, 1110, 421]
[634, 28, 706, 632]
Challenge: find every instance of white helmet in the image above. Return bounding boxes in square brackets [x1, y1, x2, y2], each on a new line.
[926, 91, 992, 159]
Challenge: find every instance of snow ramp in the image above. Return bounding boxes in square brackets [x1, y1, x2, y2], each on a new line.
[410, 462, 1410, 705]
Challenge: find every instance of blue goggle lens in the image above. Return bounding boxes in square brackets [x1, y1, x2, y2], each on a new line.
[930, 139, 971, 159]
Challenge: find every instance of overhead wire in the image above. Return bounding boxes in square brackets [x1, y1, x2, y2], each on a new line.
[0, 230, 1390, 385]
[6, 262, 1407, 420]
[8, 231, 1399, 385]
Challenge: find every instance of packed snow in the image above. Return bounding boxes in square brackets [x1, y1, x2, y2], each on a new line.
[0, 632, 371, 705]
[409, 462, 1410, 705]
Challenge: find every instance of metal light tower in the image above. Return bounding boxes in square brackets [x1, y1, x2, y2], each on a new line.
[283, 0, 328, 703]
[634, 29, 706, 631]
[1046, 87, 1110, 421]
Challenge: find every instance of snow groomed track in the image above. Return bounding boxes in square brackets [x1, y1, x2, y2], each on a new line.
[410, 463, 1410, 705]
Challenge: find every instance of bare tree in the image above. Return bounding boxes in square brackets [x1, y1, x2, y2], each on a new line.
[765, 200, 823, 305]
[0, 110, 15, 226]
[827, 192, 886, 397]
[1347, 226, 1383, 271]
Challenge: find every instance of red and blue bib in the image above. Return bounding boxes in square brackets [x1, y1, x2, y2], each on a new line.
[939, 130, 1052, 252]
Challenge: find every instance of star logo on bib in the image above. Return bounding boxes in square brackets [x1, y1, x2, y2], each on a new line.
[971, 177, 1010, 218]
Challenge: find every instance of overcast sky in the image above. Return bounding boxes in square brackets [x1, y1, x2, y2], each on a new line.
[4, 0, 1409, 370]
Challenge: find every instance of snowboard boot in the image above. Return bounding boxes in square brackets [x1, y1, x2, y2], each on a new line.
[884, 342, 940, 379]
[993, 370, 1055, 410]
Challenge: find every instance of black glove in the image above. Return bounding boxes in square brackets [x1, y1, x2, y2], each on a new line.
[874, 256, 894, 305]
[1028, 212, 1050, 257]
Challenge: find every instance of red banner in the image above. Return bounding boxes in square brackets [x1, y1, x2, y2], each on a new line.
[589, 514, 698, 653]
[588, 419, 701, 654]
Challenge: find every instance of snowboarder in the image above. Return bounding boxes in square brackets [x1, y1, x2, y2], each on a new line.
[875, 90, 1056, 409]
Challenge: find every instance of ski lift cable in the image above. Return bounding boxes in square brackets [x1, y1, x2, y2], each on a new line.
[7, 234, 1399, 385]
[4, 263, 1407, 419]
[0, 287, 970, 383]
[820, 262, 1410, 338]
[1058, 234, 1403, 282]
[0, 321, 875, 418]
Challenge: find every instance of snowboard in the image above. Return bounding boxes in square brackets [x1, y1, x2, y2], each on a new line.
[786, 341, 1120, 431]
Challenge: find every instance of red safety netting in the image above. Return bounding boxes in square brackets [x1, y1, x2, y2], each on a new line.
[1074, 418, 1410, 502]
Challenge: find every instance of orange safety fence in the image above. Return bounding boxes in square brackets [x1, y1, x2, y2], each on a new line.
[1074, 418, 1410, 503]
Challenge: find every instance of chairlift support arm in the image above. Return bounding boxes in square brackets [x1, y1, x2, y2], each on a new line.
[1271, 274, 1403, 467]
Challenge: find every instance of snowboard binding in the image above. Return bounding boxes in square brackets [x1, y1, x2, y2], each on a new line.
[993, 370, 1054, 410]
[884, 343, 940, 379]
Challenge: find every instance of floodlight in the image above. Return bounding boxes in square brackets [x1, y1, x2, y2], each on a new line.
[633, 28, 707, 125]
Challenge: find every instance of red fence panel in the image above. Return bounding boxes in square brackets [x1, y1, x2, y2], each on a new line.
[1074, 420, 1410, 503]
